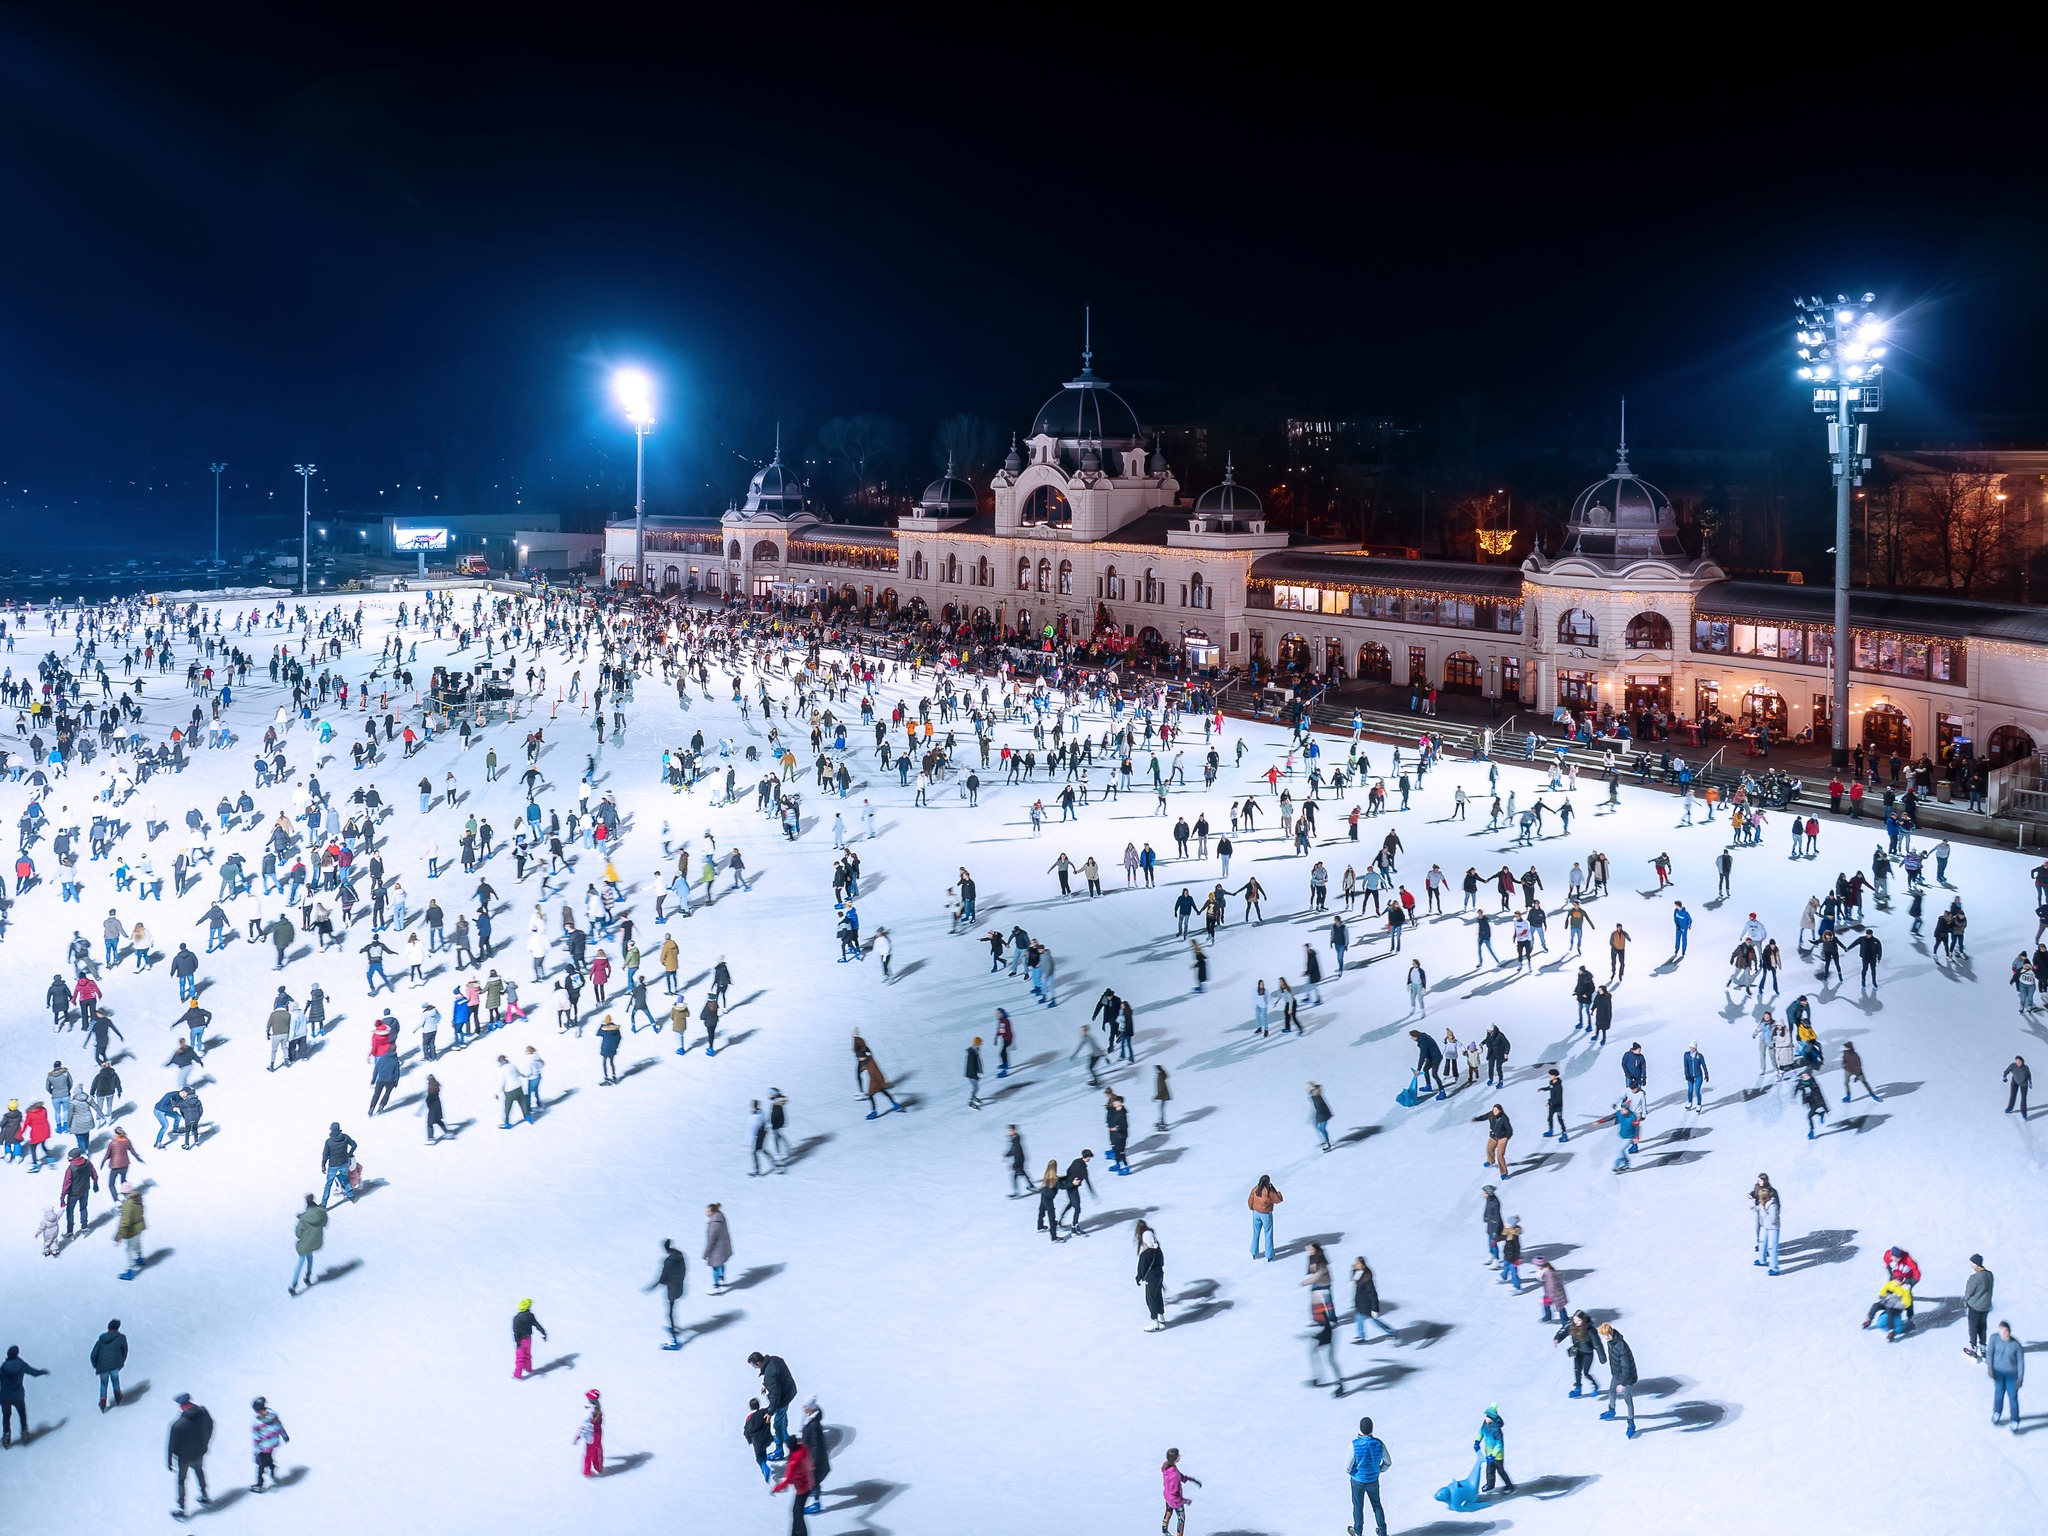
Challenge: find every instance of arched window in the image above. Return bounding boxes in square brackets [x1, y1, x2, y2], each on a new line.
[1557, 607, 1598, 646]
[977, 557, 991, 587]
[1036, 558, 1051, 593]
[1862, 704, 1912, 756]
[1057, 560, 1073, 596]
[752, 541, 780, 564]
[1189, 571, 1207, 610]
[1144, 568, 1160, 603]
[1023, 485, 1071, 524]
[727, 541, 742, 561]
[1443, 652, 1482, 693]
[1989, 725, 2037, 767]
[1357, 642, 1391, 682]
[1103, 564, 1122, 601]
[1017, 557, 1031, 590]
[909, 552, 926, 581]
[1625, 611, 1672, 650]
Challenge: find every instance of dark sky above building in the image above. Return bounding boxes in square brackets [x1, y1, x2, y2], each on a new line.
[2, 16, 2042, 547]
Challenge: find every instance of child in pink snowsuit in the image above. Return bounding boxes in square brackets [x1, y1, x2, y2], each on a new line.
[1161, 1448, 1202, 1534]
[512, 1299, 545, 1378]
[577, 1390, 604, 1476]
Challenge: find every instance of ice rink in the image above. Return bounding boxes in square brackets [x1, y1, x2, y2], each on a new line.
[2, 590, 2044, 1534]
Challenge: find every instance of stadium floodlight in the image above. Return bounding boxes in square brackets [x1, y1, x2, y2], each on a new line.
[294, 464, 317, 597]
[614, 369, 656, 586]
[1794, 293, 1885, 771]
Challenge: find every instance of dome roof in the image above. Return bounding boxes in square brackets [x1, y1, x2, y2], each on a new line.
[1194, 454, 1261, 520]
[1559, 420, 1684, 565]
[918, 455, 978, 515]
[1033, 374, 1142, 445]
[740, 436, 806, 519]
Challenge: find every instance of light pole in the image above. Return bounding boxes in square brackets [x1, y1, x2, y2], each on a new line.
[613, 369, 655, 586]
[209, 463, 226, 568]
[294, 464, 317, 596]
[1795, 294, 1886, 772]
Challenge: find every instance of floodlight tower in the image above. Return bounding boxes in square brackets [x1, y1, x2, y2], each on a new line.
[209, 463, 226, 568]
[1794, 294, 1887, 772]
[614, 369, 656, 586]
[294, 464, 317, 596]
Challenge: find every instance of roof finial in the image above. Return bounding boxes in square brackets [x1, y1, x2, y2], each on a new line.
[1223, 451, 1235, 483]
[1081, 305, 1094, 377]
[1615, 397, 1630, 473]
[945, 451, 957, 477]
[773, 421, 783, 464]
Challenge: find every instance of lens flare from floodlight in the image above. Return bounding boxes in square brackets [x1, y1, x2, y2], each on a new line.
[613, 368, 656, 426]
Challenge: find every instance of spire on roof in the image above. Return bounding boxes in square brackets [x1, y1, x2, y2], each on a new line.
[1615, 397, 1630, 473]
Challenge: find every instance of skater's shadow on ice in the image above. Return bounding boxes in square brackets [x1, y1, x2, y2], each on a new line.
[724, 1263, 784, 1293]
[1166, 1279, 1233, 1329]
[1825, 1112, 1889, 1137]
[616, 1057, 660, 1082]
[316, 1258, 364, 1284]
[1345, 1360, 1418, 1392]
[120, 1379, 153, 1406]
[1089, 1207, 1158, 1233]
[1393, 1320, 1453, 1349]
[1491, 1472, 1600, 1502]
[675, 1311, 744, 1348]
[1389, 1521, 1501, 1536]
[1275, 1231, 1344, 1260]
[528, 1353, 579, 1378]
[780, 1134, 834, 1169]
[823, 1476, 906, 1525]
[272, 1465, 311, 1489]
[1636, 1399, 1737, 1433]
[601, 1451, 654, 1475]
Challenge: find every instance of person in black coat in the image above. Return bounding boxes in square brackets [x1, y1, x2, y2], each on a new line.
[799, 1398, 831, 1515]
[1409, 1030, 1444, 1095]
[650, 1240, 688, 1344]
[748, 1351, 797, 1458]
[742, 1398, 775, 1483]
[1136, 1223, 1166, 1329]
[167, 1393, 216, 1513]
[2, 1345, 50, 1447]
[91, 1319, 129, 1411]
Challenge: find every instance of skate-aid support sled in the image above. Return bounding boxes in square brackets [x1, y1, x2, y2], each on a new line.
[1396, 1071, 1423, 1108]
[1436, 1452, 1484, 1512]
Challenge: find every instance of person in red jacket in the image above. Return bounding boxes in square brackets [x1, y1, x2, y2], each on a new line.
[22, 1101, 53, 1170]
[771, 1439, 814, 1534]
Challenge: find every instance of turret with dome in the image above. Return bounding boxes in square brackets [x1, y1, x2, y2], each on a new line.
[732, 429, 809, 522]
[1524, 404, 1719, 580]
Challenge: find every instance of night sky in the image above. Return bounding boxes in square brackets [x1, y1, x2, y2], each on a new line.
[3, 17, 2044, 552]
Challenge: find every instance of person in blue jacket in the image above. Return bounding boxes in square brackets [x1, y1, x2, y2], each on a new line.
[1347, 1414, 1391, 1536]
[1988, 1320, 2025, 1430]
[1671, 900, 1692, 958]
[1476, 1404, 1516, 1493]
[1682, 1044, 1710, 1113]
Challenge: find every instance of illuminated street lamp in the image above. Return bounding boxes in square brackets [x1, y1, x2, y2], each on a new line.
[294, 463, 317, 596]
[614, 368, 656, 586]
[1794, 294, 1886, 771]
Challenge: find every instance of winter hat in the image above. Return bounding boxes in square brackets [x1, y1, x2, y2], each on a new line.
[1481, 1184, 1495, 1195]
[585, 1388, 601, 1402]
[518, 1297, 533, 1310]
[802, 1396, 819, 1414]
[174, 1393, 192, 1405]
[1972, 1254, 1985, 1266]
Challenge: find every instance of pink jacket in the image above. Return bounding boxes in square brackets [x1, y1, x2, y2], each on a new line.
[1537, 1259, 1567, 1304]
[1162, 1465, 1189, 1509]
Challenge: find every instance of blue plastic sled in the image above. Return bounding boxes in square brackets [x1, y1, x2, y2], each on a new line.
[1396, 1072, 1423, 1108]
[1436, 1453, 1485, 1512]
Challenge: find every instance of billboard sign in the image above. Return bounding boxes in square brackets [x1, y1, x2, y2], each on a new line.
[394, 527, 450, 552]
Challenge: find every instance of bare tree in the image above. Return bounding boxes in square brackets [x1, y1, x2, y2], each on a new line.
[931, 413, 1003, 496]
[815, 414, 908, 516]
[1913, 460, 2009, 596]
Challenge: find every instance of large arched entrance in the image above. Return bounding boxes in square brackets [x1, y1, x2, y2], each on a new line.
[1861, 704, 1911, 756]
[1988, 724, 2037, 768]
[1276, 633, 1313, 674]
[1740, 686, 1787, 736]
[1357, 642, 1391, 683]
[1443, 651, 1481, 693]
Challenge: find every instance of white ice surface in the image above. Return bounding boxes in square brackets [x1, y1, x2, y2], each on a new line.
[2, 595, 2044, 1534]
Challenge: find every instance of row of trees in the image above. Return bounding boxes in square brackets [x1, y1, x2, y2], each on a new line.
[1859, 459, 2035, 599]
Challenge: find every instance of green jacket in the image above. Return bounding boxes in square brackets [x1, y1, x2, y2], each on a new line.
[295, 1203, 328, 1255]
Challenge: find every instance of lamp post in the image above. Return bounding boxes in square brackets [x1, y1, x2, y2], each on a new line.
[293, 464, 317, 596]
[209, 463, 226, 568]
[613, 369, 655, 586]
[1794, 294, 1886, 772]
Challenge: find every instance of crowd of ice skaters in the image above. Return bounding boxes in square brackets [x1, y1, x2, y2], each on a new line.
[0, 586, 2033, 1529]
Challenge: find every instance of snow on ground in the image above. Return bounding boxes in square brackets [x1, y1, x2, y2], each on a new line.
[2, 592, 2045, 1534]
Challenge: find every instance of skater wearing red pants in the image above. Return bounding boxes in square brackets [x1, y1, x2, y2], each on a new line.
[576, 1389, 604, 1475]
[512, 1298, 547, 1379]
